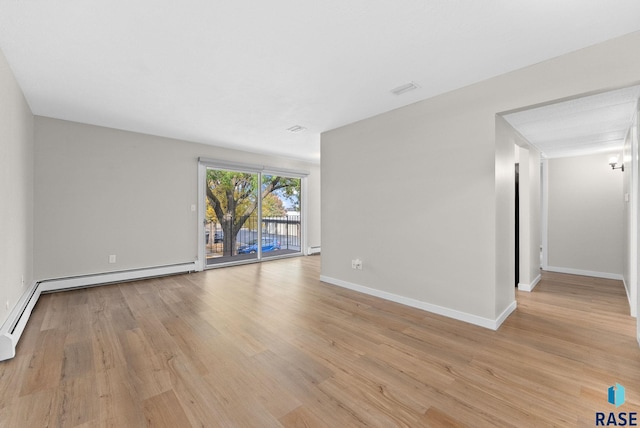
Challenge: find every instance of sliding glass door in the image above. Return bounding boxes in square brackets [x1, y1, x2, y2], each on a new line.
[261, 173, 301, 259]
[203, 165, 304, 268]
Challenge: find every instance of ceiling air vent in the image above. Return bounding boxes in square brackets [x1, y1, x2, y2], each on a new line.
[390, 82, 420, 96]
[287, 125, 306, 133]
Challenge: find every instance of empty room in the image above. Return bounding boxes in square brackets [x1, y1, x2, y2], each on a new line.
[1, 2, 640, 427]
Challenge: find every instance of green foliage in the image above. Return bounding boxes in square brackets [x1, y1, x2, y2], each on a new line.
[206, 171, 253, 222]
[262, 193, 286, 217]
[206, 204, 216, 223]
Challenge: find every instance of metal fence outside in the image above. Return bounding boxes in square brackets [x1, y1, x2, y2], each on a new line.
[205, 215, 301, 260]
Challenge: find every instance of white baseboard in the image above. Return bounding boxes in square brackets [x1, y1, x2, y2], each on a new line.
[496, 300, 518, 328]
[544, 266, 623, 281]
[0, 262, 196, 362]
[319, 275, 516, 330]
[621, 278, 637, 318]
[518, 273, 542, 292]
[307, 246, 321, 255]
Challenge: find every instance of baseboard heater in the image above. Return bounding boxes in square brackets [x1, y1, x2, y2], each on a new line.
[307, 246, 321, 255]
[0, 261, 197, 361]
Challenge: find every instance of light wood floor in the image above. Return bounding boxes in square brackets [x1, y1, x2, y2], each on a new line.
[1, 256, 638, 427]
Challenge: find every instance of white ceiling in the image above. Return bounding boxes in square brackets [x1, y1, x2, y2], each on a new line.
[1, 1, 640, 163]
[503, 85, 640, 158]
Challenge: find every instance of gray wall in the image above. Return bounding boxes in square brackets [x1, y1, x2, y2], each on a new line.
[34, 117, 321, 280]
[321, 31, 640, 325]
[547, 152, 624, 277]
[0, 48, 34, 326]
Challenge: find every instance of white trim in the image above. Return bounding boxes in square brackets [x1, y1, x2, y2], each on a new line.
[518, 273, 541, 292]
[257, 172, 263, 259]
[307, 246, 321, 255]
[0, 262, 196, 361]
[636, 104, 640, 340]
[629, 120, 638, 318]
[544, 266, 624, 281]
[623, 278, 636, 317]
[198, 157, 309, 177]
[262, 167, 310, 178]
[197, 162, 206, 272]
[496, 300, 518, 329]
[198, 158, 263, 174]
[301, 177, 308, 256]
[319, 275, 516, 330]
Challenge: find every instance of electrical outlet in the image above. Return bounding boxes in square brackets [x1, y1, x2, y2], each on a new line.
[109, 255, 117, 264]
[5, 301, 9, 310]
[351, 259, 363, 270]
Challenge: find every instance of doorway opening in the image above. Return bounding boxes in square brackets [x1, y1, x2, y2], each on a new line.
[500, 85, 640, 318]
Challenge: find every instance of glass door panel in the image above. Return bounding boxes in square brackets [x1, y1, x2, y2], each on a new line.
[261, 174, 302, 259]
[205, 167, 259, 266]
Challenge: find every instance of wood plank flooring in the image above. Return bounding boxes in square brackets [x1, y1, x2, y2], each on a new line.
[1, 256, 638, 427]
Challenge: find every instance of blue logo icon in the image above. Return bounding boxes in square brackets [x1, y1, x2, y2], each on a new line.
[608, 383, 626, 408]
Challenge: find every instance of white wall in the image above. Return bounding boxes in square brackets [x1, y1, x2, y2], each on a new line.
[321, 31, 640, 328]
[494, 115, 517, 319]
[34, 117, 320, 280]
[0, 48, 34, 327]
[546, 152, 624, 278]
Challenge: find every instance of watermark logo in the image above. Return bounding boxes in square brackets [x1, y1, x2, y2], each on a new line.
[609, 383, 626, 408]
[596, 383, 637, 426]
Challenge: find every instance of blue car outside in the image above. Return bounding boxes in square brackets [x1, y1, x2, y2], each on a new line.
[237, 238, 281, 254]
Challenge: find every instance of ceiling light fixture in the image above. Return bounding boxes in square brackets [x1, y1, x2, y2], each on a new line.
[390, 82, 420, 96]
[287, 125, 306, 133]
